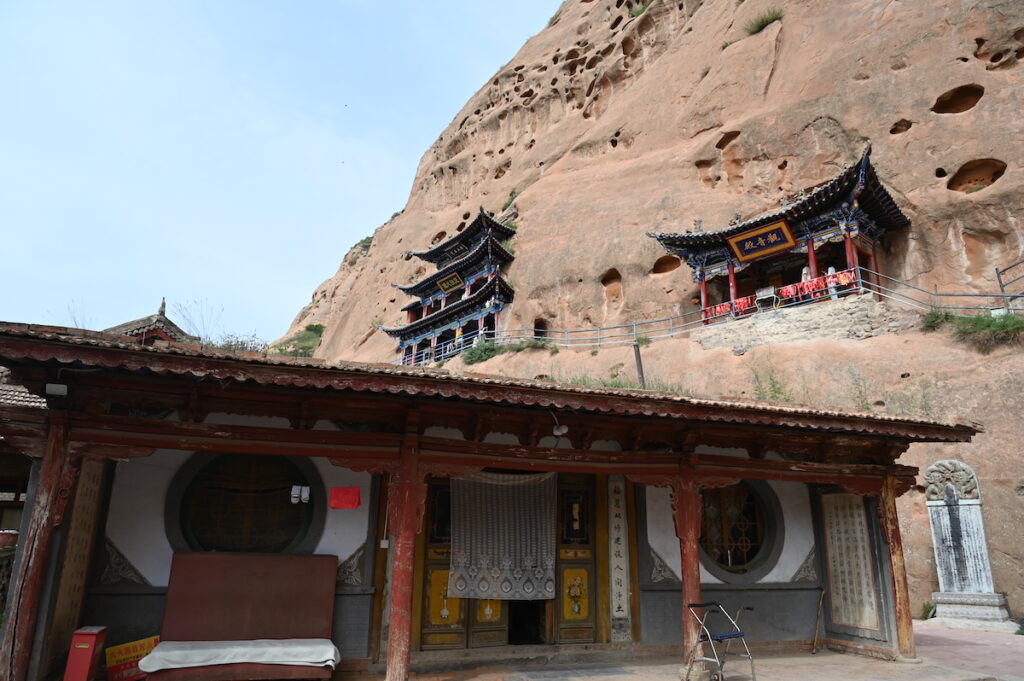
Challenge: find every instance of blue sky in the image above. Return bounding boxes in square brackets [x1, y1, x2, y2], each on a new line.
[0, 0, 560, 340]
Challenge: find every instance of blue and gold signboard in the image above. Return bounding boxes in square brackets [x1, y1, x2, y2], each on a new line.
[726, 220, 797, 263]
[437, 272, 465, 294]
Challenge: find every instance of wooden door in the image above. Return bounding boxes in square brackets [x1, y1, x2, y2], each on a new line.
[420, 481, 468, 650]
[555, 474, 597, 643]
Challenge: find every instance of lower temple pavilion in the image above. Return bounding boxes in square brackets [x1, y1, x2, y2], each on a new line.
[649, 146, 910, 321]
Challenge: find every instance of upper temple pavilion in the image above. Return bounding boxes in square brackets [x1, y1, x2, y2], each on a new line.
[383, 208, 516, 364]
[649, 147, 910, 320]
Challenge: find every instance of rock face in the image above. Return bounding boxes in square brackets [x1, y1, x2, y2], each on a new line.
[283, 0, 1024, 618]
[285, 0, 1023, 362]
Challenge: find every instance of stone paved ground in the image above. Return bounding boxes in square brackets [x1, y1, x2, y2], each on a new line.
[351, 623, 1024, 681]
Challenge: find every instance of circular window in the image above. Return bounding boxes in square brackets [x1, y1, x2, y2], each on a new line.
[699, 481, 783, 583]
[168, 453, 324, 554]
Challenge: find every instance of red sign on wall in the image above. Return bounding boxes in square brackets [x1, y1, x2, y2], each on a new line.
[329, 487, 361, 509]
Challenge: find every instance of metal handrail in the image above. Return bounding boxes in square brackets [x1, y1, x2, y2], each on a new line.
[390, 267, 1022, 366]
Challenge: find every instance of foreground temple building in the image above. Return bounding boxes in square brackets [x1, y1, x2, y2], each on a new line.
[384, 209, 516, 365]
[0, 322, 977, 681]
[650, 147, 910, 320]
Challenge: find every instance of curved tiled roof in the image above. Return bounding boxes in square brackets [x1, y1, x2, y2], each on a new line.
[382, 277, 515, 339]
[409, 209, 516, 263]
[396, 235, 513, 297]
[0, 321, 978, 443]
[649, 147, 909, 249]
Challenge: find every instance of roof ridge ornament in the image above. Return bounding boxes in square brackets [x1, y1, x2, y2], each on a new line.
[158, 297, 166, 316]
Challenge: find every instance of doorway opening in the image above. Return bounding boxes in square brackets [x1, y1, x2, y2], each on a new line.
[508, 600, 547, 645]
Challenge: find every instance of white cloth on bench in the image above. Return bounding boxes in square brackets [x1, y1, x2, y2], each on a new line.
[139, 639, 341, 672]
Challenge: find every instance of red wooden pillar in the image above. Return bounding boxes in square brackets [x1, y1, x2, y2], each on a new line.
[807, 239, 819, 278]
[726, 262, 738, 315]
[843, 229, 859, 273]
[384, 414, 427, 681]
[672, 470, 703, 664]
[880, 475, 916, 660]
[699, 274, 709, 325]
[867, 244, 880, 294]
[0, 413, 75, 681]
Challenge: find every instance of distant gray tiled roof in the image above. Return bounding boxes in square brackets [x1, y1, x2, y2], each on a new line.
[104, 313, 199, 344]
[0, 384, 46, 409]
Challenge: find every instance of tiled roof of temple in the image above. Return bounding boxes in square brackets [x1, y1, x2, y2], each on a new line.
[0, 321, 978, 442]
[382, 277, 515, 339]
[409, 208, 516, 264]
[648, 147, 909, 249]
[103, 299, 200, 344]
[396, 236, 514, 297]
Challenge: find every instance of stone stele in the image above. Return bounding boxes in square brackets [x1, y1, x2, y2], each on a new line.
[924, 460, 1017, 632]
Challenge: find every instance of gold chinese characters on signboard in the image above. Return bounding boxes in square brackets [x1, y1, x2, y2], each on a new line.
[437, 273, 465, 295]
[726, 220, 797, 263]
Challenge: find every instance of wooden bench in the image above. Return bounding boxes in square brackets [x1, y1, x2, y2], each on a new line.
[143, 552, 339, 681]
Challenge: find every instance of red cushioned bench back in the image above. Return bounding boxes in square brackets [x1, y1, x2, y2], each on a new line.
[160, 553, 338, 641]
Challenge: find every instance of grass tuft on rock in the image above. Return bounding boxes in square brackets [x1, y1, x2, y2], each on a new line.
[745, 7, 783, 35]
[272, 323, 325, 357]
[630, 1, 653, 17]
[920, 310, 1024, 354]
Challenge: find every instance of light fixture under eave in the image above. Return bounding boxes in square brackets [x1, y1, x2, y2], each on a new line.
[549, 410, 569, 437]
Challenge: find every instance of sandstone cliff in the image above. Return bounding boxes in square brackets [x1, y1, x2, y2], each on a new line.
[286, 0, 1023, 363]
[283, 0, 1024, 617]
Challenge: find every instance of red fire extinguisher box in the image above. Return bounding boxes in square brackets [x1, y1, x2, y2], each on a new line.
[63, 626, 108, 681]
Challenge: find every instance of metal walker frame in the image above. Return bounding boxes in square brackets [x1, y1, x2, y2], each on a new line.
[683, 601, 756, 681]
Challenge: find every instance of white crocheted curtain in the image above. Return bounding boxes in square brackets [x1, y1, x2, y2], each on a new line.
[447, 472, 557, 601]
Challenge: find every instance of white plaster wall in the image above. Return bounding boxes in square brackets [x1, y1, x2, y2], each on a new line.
[644, 479, 815, 584]
[104, 413, 372, 586]
[646, 486, 718, 583]
[106, 449, 190, 586]
[310, 459, 371, 563]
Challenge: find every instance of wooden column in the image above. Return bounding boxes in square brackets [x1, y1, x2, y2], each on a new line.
[843, 229, 859, 273]
[807, 239, 819, 278]
[726, 262, 738, 315]
[867, 245, 880, 293]
[699, 273, 709, 324]
[384, 413, 426, 681]
[0, 412, 75, 681]
[880, 474, 916, 660]
[672, 469, 703, 663]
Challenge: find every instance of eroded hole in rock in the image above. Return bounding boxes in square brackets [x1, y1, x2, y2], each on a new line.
[930, 84, 984, 114]
[610, 16, 623, 30]
[431, 231, 447, 244]
[600, 268, 623, 302]
[778, 159, 788, 169]
[716, 131, 740, 149]
[520, 88, 535, 98]
[610, 138, 618, 148]
[990, 52, 1004, 63]
[463, 212, 471, 220]
[958, 56, 969, 62]
[695, 159, 715, 188]
[890, 119, 913, 134]
[900, 372, 911, 379]
[614, 131, 621, 138]
[946, 158, 1006, 193]
[403, 253, 413, 261]
[533, 318, 549, 338]
[650, 255, 681, 274]
[456, 221, 466, 232]
[935, 168, 947, 178]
